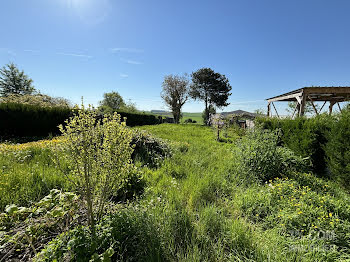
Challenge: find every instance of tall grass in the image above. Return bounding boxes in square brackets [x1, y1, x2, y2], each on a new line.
[1, 124, 350, 261]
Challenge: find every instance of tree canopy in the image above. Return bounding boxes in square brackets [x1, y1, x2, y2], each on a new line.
[99, 91, 126, 111]
[99, 91, 139, 113]
[161, 74, 189, 124]
[190, 68, 231, 124]
[0, 63, 36, 97]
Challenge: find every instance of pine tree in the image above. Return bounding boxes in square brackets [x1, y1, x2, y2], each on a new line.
[0, 63, 35, 97]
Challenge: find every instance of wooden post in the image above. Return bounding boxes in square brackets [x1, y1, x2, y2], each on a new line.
[329, 101, 335, 115]
[291, 101, 299, 118]
[299, 93, 306, 117]
[267, 102, 271, 117]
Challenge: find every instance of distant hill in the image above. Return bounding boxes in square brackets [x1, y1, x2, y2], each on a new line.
[220, 110, 258, 117]
[151, 110, 170, 115]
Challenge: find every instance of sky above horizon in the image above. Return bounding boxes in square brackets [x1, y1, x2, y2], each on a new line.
[1, 0, 350, 114]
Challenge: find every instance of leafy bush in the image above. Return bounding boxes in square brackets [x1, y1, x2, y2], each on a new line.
[131, 129, 172, 167]
[325, 107, 350, 187]
[0, 190, 82, 261]
[184, 118, 197, 124]
[57, 107, 135, 230]
[256, 115, 333, 174]
[236, 128, 309, 182]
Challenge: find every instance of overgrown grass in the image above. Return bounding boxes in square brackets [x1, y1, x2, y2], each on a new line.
[1, 124, 350, 261]
[0, 139, 71, 210]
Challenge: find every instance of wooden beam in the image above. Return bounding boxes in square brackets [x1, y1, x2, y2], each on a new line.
[272, 102, 280, 118]
[267, 102, 271, 117]
[308, 96, 319, 115]
[337, 102, 342, 113]
[304, 87, 350, 95]
[319, 101, 327, 113]
[267, 92, 303, 103]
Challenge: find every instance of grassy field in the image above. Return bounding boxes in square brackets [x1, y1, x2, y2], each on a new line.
[180, 112, 202, 124]
[1, 124, 350, 261]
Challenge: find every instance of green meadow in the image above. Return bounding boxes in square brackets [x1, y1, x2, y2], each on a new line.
[1, 123, 349, 261]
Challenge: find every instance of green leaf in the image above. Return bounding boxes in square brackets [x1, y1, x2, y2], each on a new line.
[5, 204, 18, 215]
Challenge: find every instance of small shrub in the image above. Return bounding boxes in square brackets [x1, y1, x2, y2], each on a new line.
[255, 115, 333, 174]
[184, 118, 196, 124]
[131, 129, 172, 168]
[57, 106, 134, 231]
[236, 128, 309, 182]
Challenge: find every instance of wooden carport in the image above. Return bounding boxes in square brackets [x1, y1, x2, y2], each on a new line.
[266, 87, 350, 117]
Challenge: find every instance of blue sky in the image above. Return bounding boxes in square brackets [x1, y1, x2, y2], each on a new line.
[1, 0, 350, 113]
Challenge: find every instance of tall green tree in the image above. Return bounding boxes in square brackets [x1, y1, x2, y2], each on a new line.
[99, 91, 126, 112]
[190, 68, 231, 124]
[0, 63, 36, 97]
[161, 74, 189, 123]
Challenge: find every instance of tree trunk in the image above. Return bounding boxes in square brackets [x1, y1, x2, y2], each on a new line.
[205, 96, 209, 125]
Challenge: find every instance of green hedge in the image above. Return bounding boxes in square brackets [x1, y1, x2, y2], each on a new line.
[255, 115, 334, 174]
[0, 102, 72, 138]
[325, 109, 350, 187]
[116, 111, 160, 127]
[0, 103, 161, 139]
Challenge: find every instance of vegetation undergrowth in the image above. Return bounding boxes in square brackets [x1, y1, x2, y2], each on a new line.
[1, 123, 350, 261]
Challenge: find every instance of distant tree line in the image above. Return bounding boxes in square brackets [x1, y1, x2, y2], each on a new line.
[160, 67, 232, 125]
[0, 62, 233, 126]
[0, 62, 141, 114]
[0, 63, 71, 107]
[0, 62, 159, 139]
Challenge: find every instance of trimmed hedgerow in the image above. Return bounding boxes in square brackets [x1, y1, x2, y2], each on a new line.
[117, 111, 160, 127]
[325, 107, 350, 187]
[0, 102, 72, 139]
[0, 103, 161, 139]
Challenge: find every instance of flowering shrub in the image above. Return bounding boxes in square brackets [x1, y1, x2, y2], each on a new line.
[57, 106, 135, 231]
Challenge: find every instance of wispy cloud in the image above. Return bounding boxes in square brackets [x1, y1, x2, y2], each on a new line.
[120, 73, 129, 78]
[24, 49, 40, 54]
[56, 52, 93, 59]
[111, 48, 144, 53]
[120, 58, 143, 65]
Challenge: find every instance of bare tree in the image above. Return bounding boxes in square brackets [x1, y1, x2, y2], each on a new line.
[161, 74, 189, 123]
